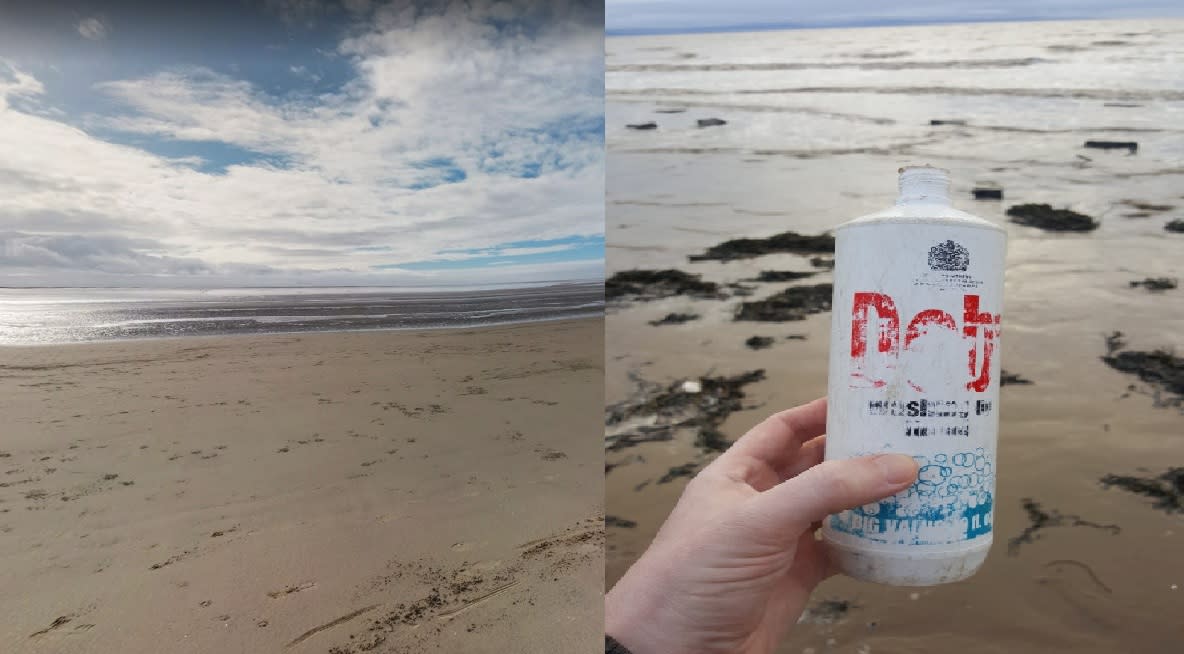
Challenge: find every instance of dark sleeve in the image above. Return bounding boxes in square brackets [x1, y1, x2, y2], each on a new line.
[605, 635, 632, 654]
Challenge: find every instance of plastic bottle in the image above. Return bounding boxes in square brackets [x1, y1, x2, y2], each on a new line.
[821, 165, 1007, 586]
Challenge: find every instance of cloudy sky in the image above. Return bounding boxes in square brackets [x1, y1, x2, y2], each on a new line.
[607, 0, 1184, 34]
[0, 0, 604, 288]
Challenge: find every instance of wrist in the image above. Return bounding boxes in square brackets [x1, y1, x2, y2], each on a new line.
[605, 556, 682, 654]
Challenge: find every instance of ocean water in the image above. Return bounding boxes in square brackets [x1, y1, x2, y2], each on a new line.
[606, 19, 1184, 654]
[609, 19, 1183, 160]
[0, 283, 604, 345]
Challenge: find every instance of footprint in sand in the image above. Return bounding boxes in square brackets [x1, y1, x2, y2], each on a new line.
[267, 581, 317, 598]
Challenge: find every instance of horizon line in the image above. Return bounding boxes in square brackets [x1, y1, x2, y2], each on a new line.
[605, 14, 1182, 37]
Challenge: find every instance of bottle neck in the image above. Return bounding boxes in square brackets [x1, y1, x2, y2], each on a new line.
[896, 166, 950, 206]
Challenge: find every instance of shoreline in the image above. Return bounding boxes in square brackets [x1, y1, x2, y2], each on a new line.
[0, 312, 605, 349]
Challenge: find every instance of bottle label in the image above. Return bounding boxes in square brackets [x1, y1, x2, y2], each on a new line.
[825, 223, 1006, 547]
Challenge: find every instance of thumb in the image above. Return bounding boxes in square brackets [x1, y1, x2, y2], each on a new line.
[737, 454, 918, 539]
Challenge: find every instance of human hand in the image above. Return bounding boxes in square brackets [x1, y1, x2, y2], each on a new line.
[605, 398, 919, 654]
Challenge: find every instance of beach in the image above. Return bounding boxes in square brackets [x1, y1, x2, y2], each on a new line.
[0, 318, 604, 653]
[606, 19, 1184, 653]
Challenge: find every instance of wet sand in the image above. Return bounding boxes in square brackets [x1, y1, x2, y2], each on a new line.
[0, 319, 603, 653]
[607, 19, 1184, 654]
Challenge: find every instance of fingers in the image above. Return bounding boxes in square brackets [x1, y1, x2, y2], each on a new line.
[737, 454, 919, 540]
[714, 398, 827, 477]
[782, 435, 825, 480]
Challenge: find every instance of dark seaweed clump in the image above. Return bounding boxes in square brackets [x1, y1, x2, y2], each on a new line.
[1000, 370, 1034, 386]
[1084, 140, 1137, 153]
[1100, 468, 1184, 514]
[1129, 278, 1177, 291]
[605, 515, 638, 528]
[649, 312, 700, 326]
[1102, 348, 1184, 408]
[689, 231, 835, 262]
[1101, 332, 1184, 409]
[1006, 204, 1099, 232]
[605, 370, 765, 453]
[746, 270, 817, 283]
[1007, 498, 1120, 556]
[735, 284, 833, 322]
[659, 463, 700, 484]
[606, 269, 721, 302]
[745, 336, 775, 350]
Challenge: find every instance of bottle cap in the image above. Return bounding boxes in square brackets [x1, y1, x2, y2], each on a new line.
[897, 165, 950, 205]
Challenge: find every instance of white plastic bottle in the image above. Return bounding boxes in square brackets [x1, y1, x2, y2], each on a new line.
[821, 165, 1007, 586]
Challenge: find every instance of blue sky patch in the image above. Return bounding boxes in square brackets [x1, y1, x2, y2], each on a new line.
[376, 235, 604, 271]
[98, 133, 293, 174]
[408, 157, 469, 189]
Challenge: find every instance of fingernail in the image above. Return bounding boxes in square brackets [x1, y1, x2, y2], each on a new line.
[873, 454, 918, 485]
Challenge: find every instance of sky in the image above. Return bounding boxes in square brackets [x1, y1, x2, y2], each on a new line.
[0, 0, 604, 288]
[606, 0, 1184, 34]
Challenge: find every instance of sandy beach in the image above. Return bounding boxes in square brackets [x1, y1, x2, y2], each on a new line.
[606, 19, 1183, 654]
[0, 318, 603, 654]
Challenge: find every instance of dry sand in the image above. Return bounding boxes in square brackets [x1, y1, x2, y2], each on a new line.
[0, 318, 603, 654]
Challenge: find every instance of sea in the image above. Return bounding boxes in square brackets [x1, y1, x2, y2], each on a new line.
[0, 282, 604, 345]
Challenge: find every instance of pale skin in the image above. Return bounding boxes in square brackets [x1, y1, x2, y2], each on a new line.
[605, 398, 920, 654]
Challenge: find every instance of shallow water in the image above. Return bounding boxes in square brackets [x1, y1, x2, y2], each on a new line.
[0, 283, 604, 344]
[606, 19, 1184, 654]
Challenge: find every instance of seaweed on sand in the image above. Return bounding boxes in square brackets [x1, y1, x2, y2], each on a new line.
[659, 463, 700, 484]
[607, 270, 721, 302]
[1006, 204, 1099, 232]
[649, 313, 700, 326]
[1007, 498, 1121, 556]
[605, 370, 766, 453]
[1000, 370, 1034, 386]
[1101, 333, 1184, 409]
[735, 284, 833, 322]
[1129, 278, 1177, 291]
[605, 515, 638, 528]
[745, 336, 775, 350]
[1100, 468, 1184, 514]
[689, 231, 835, 263]
[746, 270, 817, 283]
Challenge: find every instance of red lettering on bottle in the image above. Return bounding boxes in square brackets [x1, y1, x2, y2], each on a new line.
[851, 293, 899, 388]
[903, 309, 957, 392]
[850, 292, 1000, 392]
[905, 309, 957, 348]
[963, 295, 998, 392]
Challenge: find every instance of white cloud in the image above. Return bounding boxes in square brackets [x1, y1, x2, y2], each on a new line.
[0, 62, 44, 105]
[77, 17, 110, 41]
[0, 1, 603, 286]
